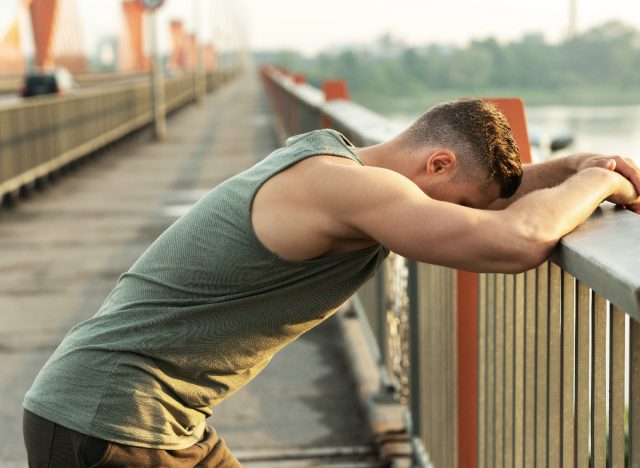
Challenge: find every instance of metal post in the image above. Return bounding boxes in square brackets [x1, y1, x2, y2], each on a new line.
[193, 0, 204, 102]
[375, 268, 391, 389]
[149, 9, 167, 140]
[407, 260, 422, 437]
[457, 270, 479, 468]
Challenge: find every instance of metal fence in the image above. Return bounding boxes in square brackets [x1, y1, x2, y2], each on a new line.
[260, 65, 640, 468]
[0, 70, 237, 199]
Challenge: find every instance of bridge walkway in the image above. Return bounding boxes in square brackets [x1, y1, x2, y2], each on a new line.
[0, 72, 380, 467]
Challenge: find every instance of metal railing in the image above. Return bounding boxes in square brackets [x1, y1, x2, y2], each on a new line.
[0, 71, 150, 94]
[261, 65, 640, 468]
[0, 70, 238, 199]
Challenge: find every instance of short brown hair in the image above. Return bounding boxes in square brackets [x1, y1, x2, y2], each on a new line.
[402, 99, 523, 198]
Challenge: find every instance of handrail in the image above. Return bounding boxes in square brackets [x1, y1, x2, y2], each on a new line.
[0, 69, 241, 201]
[0, 71, 151, 94]
[551, 202, 640, 319]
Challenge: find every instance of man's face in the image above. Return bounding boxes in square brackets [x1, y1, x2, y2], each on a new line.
[418, 149, 503, 208]
[424, 178, 502, 209]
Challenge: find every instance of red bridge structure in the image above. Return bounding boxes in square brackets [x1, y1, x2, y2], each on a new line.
[0, 0, 218, 75]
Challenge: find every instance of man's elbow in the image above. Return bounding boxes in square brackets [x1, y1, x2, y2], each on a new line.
[503, 220, 558, 273]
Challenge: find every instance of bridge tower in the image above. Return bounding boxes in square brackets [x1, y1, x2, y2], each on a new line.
[202, 43, 217, 71]
[185, 33, 197, 71]
[119, 0, 148, 71]
[169, 20, 186, 71]
[29, 0, 87, 72]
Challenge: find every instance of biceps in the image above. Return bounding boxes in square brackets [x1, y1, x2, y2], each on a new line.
[352, 201, 532, 273]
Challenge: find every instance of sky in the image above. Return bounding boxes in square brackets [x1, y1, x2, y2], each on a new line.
[1, 0, 640, 56]
[245, 0, 640, 55]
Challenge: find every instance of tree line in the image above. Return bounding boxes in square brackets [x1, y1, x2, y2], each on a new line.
[256, 21, 640, 111]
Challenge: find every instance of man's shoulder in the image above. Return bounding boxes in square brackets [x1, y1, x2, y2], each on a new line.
[293, 157, 425, 228]
[285, 129, 354, 149]
[303, 157, 416, 193]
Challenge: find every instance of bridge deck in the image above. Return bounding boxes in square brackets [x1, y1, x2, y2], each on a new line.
[0, 72, 377, 467]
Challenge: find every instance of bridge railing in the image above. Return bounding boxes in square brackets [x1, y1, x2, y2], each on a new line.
[260, 64, 640, 468]
[0, 70, 237, 200]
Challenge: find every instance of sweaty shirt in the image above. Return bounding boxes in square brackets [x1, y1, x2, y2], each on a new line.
[23, 129, 389, 449]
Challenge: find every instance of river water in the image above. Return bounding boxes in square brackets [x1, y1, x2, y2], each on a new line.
[526, 105, 640, 163]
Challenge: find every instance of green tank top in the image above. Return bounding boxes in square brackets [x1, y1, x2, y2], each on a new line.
[23, 129, 389, 450]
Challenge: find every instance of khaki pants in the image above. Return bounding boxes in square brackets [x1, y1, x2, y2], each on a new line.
[23, 409, 241, 467]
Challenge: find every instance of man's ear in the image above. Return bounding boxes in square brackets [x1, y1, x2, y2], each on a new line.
[426, 149, 457, 176]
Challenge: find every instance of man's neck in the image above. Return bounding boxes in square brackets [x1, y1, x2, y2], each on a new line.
[353, 139, 420, 180]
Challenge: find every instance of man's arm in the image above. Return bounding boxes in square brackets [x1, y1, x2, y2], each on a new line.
[325, 165, 638, 273]
[489, 154, 640, 210]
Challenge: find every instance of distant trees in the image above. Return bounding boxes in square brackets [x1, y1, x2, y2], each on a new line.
[257, 21, 640, 110]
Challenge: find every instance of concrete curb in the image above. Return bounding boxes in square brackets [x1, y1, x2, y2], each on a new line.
[335, 302, 415, 468]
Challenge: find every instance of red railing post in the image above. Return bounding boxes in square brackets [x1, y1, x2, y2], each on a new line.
[321, 79, 349, 128]
[457, 270, 479, 468]
[456, 98, 531, 468]
[289, 74, 305, 135]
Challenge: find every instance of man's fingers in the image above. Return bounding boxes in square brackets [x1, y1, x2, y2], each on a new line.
[612, 156, 640, 193]
[579, 154, 640, 195]
[580, 155, 640, 212]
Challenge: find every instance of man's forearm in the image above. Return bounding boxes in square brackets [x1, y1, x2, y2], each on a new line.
[501, 167, 623, 268]
[509, 167, 614, 237]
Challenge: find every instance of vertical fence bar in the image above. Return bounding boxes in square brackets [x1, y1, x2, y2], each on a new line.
[0, 109, 10, 186]
[384, 261, 396, 392]
[440, 268, 448, 468]
[443, 269, 451, 468]
[547, 264, 561, 468]
[504, 274, 515, 468]
[433, 267, 443, 467]
[418, 264, 431, 466]
[560, 272, 575, 468]
[629, 319, 640, 468]
[426, 266, 436, 463]
[486, 274, 496, 468]
[442, 268, 450, 468]
[536, 263, 549, 467]
[608, 305, 625, 468]
[457, 270, 478, 468]
[449, 269, 458, 468]
[591, 291, 607, 468]
[514, 273, 525, 468]
[495, 274, 505, 468]
[591, 293, 606, 468]
[575, 281, 590, 468]
[478, 274, 487, 468]
[376, 268, 389, 386]
[407, 260, 422, 443]
[524, 269, 537, 468]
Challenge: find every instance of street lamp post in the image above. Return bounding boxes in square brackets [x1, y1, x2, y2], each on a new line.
[193, 0, 205, 102]
[138, 0, 167, 140]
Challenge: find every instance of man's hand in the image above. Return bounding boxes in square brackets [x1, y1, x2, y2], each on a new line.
[574, 154, 640, 212]
[490, 152, 640, 211]
[601, 164, 640, 213]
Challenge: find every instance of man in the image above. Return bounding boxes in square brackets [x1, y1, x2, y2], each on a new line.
[23, 99, 640, 467]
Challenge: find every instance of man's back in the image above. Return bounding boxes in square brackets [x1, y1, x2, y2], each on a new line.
[23, 129, 389, 450]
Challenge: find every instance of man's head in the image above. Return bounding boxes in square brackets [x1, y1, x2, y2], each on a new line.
[399, 99, 523, 208]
